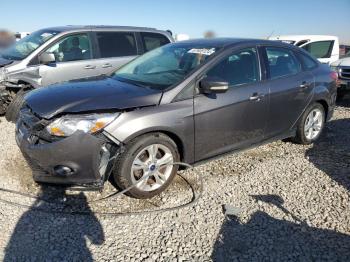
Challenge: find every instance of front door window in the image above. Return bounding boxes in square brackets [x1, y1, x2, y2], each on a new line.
[46, 34, 92, 62]
[206, 47, 259, 87]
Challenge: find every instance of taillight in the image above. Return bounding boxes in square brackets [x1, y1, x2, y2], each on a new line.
[330, 71, 338, 81]
[330, 71, 341, 87]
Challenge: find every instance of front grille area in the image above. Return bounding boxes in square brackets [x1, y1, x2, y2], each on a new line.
[18, 106, 50, 145]
[19, 106, 45, 131]
[340, 67, 350, 79]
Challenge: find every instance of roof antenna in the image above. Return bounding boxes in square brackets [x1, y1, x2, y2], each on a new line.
[266, 30, 274, 40]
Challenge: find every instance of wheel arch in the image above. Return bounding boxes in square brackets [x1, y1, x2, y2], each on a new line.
[123, 128, 187, 163]
[315, 99, 329, 120]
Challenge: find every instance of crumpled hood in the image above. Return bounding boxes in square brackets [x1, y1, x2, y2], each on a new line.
[331, 57, 350, 67]
[25, 76, 163, 119]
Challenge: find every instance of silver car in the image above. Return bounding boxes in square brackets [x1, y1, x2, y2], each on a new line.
[0, 25, 173, 118]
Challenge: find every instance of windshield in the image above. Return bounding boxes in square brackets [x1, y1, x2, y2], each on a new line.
[1, 29, 60, 60]
[113, 44, 220, 90]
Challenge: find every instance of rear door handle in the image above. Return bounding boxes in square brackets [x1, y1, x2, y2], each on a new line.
[250, 93, 265, 101]
[102, 63, 112, 68]
[84, 65, 96, 69]
[299, 81, 311, 89]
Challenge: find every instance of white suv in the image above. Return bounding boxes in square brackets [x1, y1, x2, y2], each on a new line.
[331, 51, 350, 99]
[269, 35, 339, 65]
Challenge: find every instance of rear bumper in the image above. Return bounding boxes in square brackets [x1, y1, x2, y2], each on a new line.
[16, 123, 116, 186]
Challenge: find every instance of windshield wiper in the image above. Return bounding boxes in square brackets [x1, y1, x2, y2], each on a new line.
[144, 69, 185, 76]
[115, 76, 152, 89]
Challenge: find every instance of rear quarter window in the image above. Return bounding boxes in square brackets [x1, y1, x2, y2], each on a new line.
[302, 41, 334, 59]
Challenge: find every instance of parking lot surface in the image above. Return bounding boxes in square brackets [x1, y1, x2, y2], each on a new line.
[0, 99, 349, 261]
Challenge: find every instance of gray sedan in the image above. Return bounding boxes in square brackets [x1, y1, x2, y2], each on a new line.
[16, 38, 337, 198]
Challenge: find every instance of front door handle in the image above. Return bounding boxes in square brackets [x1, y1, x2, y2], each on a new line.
[84, 65, 96, 69]
[250, 93, 264, 101]
[102, 63, 112, 68]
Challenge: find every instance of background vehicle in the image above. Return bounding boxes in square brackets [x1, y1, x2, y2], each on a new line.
[16, 39, 337, 199]
[339, 44, 350, 58]
[269, 35, 339, 65]
[14, 32, 31, 41]
[0, 25, 173, 118]
[331, 52, 350, 99]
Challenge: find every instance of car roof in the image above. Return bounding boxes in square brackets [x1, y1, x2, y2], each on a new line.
[171, 37, 293, 49]
[41, 25, 170, 34]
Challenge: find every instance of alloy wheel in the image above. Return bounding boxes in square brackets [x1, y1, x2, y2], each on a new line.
[130, 144, 174, 192]
[304, 108, 323, 140]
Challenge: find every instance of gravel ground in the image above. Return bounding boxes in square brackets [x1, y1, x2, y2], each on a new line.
[0, 99, 349, 261]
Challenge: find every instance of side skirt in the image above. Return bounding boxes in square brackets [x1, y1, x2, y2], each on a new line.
[192, 129, 296, 167]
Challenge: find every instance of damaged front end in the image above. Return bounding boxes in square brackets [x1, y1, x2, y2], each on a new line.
[15, 105, 122, 190]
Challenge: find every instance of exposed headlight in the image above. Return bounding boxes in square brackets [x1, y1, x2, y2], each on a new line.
[46, 113, 120, 137]
[330, 66, 339, 72]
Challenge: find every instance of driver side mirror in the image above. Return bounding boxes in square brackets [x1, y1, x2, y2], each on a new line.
[39, 52, 56, 65]
[199, 76, 229, 94]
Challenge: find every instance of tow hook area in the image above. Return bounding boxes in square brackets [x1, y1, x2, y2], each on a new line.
[65, 142, 124, 192]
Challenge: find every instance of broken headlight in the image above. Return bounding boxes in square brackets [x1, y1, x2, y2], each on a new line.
[46, 113, 120, 137]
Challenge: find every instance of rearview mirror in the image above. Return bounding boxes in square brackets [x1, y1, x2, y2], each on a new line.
[199, 76, 229, 94]
[39, 52, 56, 65]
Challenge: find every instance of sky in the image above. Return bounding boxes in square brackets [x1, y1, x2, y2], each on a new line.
[1, 0, 350, 44]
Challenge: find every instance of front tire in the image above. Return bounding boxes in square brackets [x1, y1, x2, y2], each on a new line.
[0, 89, 15, 115]
[112, 133, 180, 199]
[5, 89, 27, 122]
[293, 103, 325, 145]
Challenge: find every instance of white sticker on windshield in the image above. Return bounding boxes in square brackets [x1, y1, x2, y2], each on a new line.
[41, 33, 53, 38]
[188, 48, 215, 55]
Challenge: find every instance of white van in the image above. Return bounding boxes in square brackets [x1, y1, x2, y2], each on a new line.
[269, 35, 339, 65]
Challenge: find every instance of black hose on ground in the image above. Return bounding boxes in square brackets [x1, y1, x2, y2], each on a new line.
[0, 162, 203, 217]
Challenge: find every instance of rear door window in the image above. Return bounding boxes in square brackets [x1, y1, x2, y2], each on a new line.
[140, 32, 170, 52]
[301, 41, 334, 59]
[265, 47, 301, 79]
[298, 52, 318, 70]
[96, 32, 137, 58]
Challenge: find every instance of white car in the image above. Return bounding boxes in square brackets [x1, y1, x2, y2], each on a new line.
[269, 35, 339, 65]
[14, 32, 31, 41]
[331, 51, 350, 99]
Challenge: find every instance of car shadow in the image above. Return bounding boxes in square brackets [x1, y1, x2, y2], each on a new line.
[305, 113, 350, 193]
[211, 195, 350, 261]
[4, 185, 105, 261]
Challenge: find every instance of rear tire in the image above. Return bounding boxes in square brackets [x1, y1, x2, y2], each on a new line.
[292, 103, 325, 145]
[5, 89, 27, 122]
[112, 133, 180, 199]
